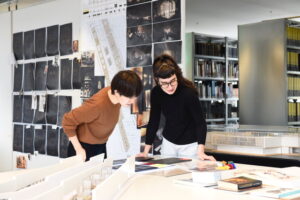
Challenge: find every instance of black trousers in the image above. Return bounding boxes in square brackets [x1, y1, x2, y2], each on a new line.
[67, 141, 107, 161]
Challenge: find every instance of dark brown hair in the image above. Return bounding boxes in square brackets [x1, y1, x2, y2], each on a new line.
[153, 54, 197, 93]
[111, 70, 143, 97]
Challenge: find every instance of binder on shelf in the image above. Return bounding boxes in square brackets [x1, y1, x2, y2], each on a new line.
[297, 101, 300, 121]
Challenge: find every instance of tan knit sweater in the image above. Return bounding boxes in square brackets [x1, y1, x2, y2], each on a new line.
[62, 87, 121, 144]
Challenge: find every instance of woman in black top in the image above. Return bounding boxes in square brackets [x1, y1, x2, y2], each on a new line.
[138, 54, 215, 160]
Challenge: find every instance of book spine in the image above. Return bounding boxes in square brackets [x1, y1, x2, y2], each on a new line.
[238, 181, 262, 190]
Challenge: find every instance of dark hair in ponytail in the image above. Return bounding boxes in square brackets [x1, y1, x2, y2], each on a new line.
[153, 54, 197, 94]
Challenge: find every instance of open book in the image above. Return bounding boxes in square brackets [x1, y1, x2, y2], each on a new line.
[250, 185, 300, 199]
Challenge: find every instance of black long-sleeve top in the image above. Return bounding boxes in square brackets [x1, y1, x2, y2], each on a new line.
[145, 84, 207, 145]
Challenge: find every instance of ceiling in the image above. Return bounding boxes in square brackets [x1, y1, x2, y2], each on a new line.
[1, 0, 299, 39]
[186, 0, 300, 39]
[0, 0, 55, 13]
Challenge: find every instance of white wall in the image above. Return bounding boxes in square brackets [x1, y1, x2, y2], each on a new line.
[186, 0, 300, 39]
[0, 12, 13, 172]
[13, 0, 80, 35]
[181, 0, 188, 78]
[5, 0, 81, 171]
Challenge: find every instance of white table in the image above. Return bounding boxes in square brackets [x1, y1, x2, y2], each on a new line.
[117, 162, 297, 200]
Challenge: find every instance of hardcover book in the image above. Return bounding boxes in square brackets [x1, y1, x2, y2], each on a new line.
[217, 176, 262, 191]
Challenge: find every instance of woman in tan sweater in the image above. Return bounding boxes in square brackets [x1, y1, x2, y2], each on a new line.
[62, 70, 143, 161]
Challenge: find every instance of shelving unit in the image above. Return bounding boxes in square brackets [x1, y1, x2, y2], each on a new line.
[287, 20, 300, 126]
[190, 33, 239, 125]
[239, 18, 300, 126]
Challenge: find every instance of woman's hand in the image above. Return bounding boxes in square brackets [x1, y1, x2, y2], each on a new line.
[136, 144, 152, 158]
[69, 135, 86, 161]
[198, 152, 216, 161]
[197, 144, 216, 161]
[76, 147, 87, 161]
[136, 152, 148, 158]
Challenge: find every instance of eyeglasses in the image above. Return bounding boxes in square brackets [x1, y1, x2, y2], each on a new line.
[159, 78, 177, 89]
